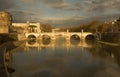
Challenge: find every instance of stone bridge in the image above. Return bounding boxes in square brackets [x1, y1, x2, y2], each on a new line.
[24, 31, 95, 41]
[15, 21, 96, 41]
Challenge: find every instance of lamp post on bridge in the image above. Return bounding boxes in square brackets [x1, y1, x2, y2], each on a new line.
[66, 29, 70, 41]
[81, 29, 84, 40]
[66, 28, 69, 35]
[81, 29, 83, 33]
[111, 21, 115, 33]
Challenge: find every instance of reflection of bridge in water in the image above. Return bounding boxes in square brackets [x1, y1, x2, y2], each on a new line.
[24, 39, 93, 51]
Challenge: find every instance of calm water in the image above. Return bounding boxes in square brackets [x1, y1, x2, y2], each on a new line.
[9, 37, 120, 77]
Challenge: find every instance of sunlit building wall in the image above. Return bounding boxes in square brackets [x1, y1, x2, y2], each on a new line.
[0, 12, 12, 33]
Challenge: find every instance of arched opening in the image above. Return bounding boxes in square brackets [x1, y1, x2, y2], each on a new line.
[85, 35, 95, 40]
[27, 39, 36, 45]
[70, 34, 80, 45]
[27, 35, 36, 45]
[42, 35, 51, 40]
[27, 25, 38, 33]
[28, 35, 36, 40]
[85, 35, 96, 45]
[42, 35, 51, 45]
[71, 34, 80, 40]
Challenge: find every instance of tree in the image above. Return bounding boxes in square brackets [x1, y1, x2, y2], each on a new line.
[41, 23, 52, 32]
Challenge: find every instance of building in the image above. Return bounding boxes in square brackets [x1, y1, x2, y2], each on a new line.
[0, 12, 12, 33]
[12, 21, 41, 33]
[112, 17, 120, 32]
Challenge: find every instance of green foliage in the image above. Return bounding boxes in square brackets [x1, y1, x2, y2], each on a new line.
[60, 19, 120, 33]
[41, 23, 52, 32]
[60, 20, 100, 32]
[0, 34, 18, 44]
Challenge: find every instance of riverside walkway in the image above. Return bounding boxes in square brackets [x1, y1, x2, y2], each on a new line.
[0, 48, 9, 77]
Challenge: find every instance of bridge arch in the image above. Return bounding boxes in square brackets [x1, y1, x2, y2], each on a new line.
[24, 31, 95, 41]
[25, 33, 40, 39]
[27, 38, 36, 45]
[28, 35, 36, 40]
[85, 34, 96, 40]
[70, 33, 81, 40]
[42, 35, 51, 40]
[77, 32, 94, 40]
[70, 34, 80, 40]
[42, 38, 51, 45]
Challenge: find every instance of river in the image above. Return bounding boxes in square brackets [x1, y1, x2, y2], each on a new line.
[7, 36, 120, 77]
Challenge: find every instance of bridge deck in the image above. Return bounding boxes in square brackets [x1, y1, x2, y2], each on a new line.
[25, 32, 93, 37]
[0, 48, 9, 77]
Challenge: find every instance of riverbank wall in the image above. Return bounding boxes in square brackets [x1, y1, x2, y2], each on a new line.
[100, 33, 120, 44]
[0, 33, 18, 45]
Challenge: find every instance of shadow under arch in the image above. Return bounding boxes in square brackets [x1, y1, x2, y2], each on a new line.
[27, 39, 36, 45]
[70, 34, 80, 45]
[28, 35, 36, 40]
[42, 35, 51, 40]
[85, 35, 96, 45]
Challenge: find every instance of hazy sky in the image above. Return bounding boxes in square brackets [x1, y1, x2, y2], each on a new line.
[0, 0, 120, 27]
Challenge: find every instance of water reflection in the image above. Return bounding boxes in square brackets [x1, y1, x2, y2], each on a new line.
[5, 51, 15, 74]
[24, 38, 92, 51]
[7, 39, 120, 77]
[70, 38, 80, 45]
[42, 38, 51, 45]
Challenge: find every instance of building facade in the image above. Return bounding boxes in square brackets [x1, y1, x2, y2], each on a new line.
[0, 12, 12, 33]
[12, 21, 41, 33]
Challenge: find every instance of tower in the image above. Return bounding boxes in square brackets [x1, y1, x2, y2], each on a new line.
[0, 12, 12, 33]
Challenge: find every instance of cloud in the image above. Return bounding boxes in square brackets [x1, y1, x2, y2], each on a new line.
[20, 0, 65, 4]
[10, 11, 38, 22]
[0, 0, 17, 11]
[40, 13, 120, 27]
[41, 0, 64, 4]
[110, 0, 120, 9]
[20, 0, 33, 2]
[51, 2, 82, 11]
[1, 0, 119, 27]
[91, 13, 120, 22]
[40, 15, 89, 27]
[51, 3, 82, 11]
[85, 0, 120, 12]
[42, 15, 87, 21]
[30, 0, 83, 11]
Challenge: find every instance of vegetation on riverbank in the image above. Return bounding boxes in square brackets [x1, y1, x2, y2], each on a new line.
[60, 17, 120, 43]
[0, 34, 18, 45]
[100, 33, 120, 44]
[98, 41, 119, 46]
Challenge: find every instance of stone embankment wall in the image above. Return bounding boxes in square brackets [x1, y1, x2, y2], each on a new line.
[100, 33, 120, 44]
[0, 34, 18, 45]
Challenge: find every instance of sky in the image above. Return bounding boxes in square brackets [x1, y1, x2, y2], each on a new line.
[0, 0, 120, 27]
